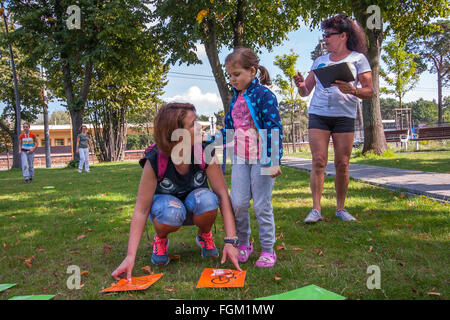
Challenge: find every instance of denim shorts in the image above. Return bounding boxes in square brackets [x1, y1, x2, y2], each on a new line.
[149, 188, 219, 226]
[308, 113, 355, 133]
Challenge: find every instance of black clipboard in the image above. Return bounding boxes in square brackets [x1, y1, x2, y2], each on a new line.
[312, 62, 355, 88]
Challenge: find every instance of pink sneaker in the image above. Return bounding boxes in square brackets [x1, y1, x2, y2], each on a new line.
[237, 243, 253, 263]
[255, 251, 277, 268]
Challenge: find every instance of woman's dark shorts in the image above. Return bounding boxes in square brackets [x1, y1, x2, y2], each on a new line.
[308, 113, 355, 133]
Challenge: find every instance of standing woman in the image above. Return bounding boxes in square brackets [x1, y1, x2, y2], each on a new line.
[294, 14, 373, 223]
[76, 125, 91, 173]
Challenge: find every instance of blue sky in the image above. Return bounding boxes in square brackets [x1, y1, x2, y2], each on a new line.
[2, 25, 448, 118]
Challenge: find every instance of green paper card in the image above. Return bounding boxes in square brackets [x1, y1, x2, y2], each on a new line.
[255, 285, 345, 300]
[43, 186, 55, 189]
[0, 284, 16, 292]
[8, 295, 55, 300]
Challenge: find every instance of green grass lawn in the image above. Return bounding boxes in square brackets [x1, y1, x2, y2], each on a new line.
[285, 149, 450, 174]
[350, 151, 450, 174]
[0, 162, 449, 300]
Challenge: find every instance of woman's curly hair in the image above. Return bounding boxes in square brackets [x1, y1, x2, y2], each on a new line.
[321, 14, 368, 56]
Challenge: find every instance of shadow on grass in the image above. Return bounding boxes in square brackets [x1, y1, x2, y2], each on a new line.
[0, 163, 448, 300]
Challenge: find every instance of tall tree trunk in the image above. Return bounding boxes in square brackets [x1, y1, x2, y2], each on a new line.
[43, 104, 51, 167]
[291, 112, 296, 153]
[356, 99, 364, 141]
[202, 18, 233, 113]
[362, 31, 387, 154]
[54, 1, 93, 159]
[437, 73, 443, 125]
[42, 67, 51, 167]
[2, 5, 21, 168]
[233, 0, 245, 48]
[0, 119, 20, 168]
[353, 3, 387, 155]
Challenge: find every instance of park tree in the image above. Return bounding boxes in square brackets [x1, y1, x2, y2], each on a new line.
[150, 0, 305, 113]
[408, 20, 449, 125]
[274, 49, 307, 153]
[214, 109, 225, 129]
[0, 10, 44, 168]
[50, 110, 70, 125]
[406, 98, 439, 125]
[0, 125, 13, 169]
[379, 97, 399, 120]
[380, 38, 420, 109]
[8, 0, 156, 159]
[299, 0, 449, 154]
[443, 96, 450, 123]
[87, 59, 167, 162]
[311, 39, 326, 61]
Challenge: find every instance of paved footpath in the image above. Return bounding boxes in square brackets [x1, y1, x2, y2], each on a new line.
[281, 156, 450, 202]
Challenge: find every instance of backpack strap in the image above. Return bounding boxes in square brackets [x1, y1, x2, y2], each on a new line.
[144, 143, 169, 182]
[194, 143, 206, 171]
[157, 151, 169, 181]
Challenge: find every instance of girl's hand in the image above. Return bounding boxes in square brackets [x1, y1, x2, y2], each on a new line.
[111, 256, 135, 282]
[268, 165, 282, 178]
[221, 244, 242, 271]
[331, 80, 356, 95]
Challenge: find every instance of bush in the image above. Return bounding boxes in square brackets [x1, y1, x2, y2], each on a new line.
[67, 159, 79, 168]
[126, 134, 153, 150]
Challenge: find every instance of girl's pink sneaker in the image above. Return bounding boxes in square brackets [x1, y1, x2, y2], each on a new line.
[255, 251, 277, 268]
[237, 243, 253, 263]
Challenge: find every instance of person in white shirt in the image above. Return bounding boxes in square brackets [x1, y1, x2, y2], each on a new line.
[294, 14, 374, 223]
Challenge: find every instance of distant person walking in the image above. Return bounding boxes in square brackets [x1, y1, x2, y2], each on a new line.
[294, 14, 374, 223]
[19, 122, 38, 183]
[76, 125, 91, 173]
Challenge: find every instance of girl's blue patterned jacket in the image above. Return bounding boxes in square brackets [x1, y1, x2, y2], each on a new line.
[220, 77, 283, 168]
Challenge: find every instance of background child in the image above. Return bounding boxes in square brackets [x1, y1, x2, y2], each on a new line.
[76, 125, 91, 173]
[19, 122, 38, 183]
[223, 47, 283, 268]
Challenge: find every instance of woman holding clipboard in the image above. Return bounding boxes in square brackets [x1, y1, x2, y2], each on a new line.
[294, 14, 373, 223]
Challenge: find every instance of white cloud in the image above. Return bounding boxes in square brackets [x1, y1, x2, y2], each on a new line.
[191, 43, 206, 59]
[164, 86, 222, 116]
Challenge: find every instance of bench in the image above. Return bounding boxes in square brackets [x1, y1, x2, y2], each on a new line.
[384, 129, 409, 143]
[411, 126, 450, 141]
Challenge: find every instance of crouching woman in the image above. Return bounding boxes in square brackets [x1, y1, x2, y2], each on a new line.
[112, 103, 240, 281]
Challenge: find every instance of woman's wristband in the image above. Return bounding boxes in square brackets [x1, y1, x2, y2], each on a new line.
[354, 87, 358, 96]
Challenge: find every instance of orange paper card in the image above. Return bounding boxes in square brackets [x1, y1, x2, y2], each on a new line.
[101, 274, 163, 293]
[196, 268, 246, 288]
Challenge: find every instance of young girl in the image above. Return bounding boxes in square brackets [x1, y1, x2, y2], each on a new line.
[112, 103, 240, 281]
[76, 125, 91, 173]
[224, 48, 283, 268]
[19, 122, 38, 183]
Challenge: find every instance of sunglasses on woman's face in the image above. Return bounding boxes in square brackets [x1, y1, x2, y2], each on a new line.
[322, 32, 342, 38]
